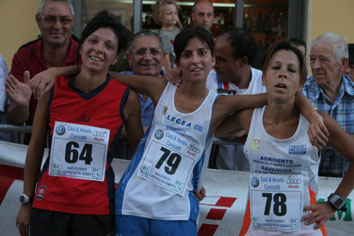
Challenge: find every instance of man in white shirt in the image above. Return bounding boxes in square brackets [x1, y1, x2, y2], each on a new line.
[207, 28, 266, 170]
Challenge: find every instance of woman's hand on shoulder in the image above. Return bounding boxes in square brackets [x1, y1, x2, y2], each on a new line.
[29, 68, 58, 99]
[164, 69, 182, 87]
[307, 110, 329, 149]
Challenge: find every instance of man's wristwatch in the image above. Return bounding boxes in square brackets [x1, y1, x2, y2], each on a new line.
[327, 193, 347, 211]
[19, 194, 33, 205]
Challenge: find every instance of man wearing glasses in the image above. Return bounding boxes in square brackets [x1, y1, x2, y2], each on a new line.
[117, 31, 164, 160]
[6, 0, 78, 131]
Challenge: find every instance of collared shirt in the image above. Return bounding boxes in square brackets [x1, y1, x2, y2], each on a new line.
[10, 36, 79, 126]
[301, 75, 354, 177]
[139, 94, 154, 127]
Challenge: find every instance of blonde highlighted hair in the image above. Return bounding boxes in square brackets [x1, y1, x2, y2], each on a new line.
[152, 0, 179, 25]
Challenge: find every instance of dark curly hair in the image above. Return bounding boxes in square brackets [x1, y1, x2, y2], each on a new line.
[79, 10, 127, 57]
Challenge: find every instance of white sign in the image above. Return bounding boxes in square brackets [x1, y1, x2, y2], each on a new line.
[49, 122, 110, 182]
[250, 173, 303, 231]
[138, 127, 202, 195]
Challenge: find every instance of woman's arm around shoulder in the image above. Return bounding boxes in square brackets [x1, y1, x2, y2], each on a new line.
[321, 110, 354, 160]
[211, 93, 266, 132]
[109, 71, 167, 105]
[123, 90, 144, 152]
[214, 109, 253, 138]
[302, 110, 354, 229]
[30, 66, 79, 98]
[295, 93, 329, 148]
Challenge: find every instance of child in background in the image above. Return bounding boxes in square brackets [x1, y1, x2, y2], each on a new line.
[152, 0, 183, 72]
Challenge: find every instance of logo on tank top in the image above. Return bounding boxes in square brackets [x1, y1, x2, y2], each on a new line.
[289, 145, 306, 155]
[36, 185, 47, 200]
[217, 88, 237, 95]
[166, 114, 192, 128]
[76, 110, 91, 122]
[162, 106, 168, 116]
[251, 138, 261, 151]
[193, 124, 203, 132]
[154, 129, 164, 139]
[251, 176, 260, 188]
[55, 125, 66, 135]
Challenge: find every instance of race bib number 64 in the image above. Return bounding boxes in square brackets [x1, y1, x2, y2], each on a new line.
[49, 122, 110, 182]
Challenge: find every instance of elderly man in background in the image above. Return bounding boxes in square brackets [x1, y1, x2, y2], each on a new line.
[302, 32, 354, 177]
[191, 0, 214, 32]
[6, 0, 78, 130]
[117, 31, 164, 159]
[124, 31, 164, 131]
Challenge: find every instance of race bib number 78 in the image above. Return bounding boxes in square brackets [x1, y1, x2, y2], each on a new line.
[250, 173, 304, 232]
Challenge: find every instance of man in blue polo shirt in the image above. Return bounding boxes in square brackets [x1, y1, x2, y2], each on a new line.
[302, 32, 354, 177]
[117, 31, 164, 159]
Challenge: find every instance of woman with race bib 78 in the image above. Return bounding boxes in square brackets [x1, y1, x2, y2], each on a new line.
[217, 41, 354, 236]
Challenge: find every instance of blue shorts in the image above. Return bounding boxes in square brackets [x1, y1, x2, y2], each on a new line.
[115, 214, 197, 236]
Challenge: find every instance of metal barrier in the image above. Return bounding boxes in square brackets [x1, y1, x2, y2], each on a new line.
[0, 124, 32, 133]
[0, 124, 32, 144]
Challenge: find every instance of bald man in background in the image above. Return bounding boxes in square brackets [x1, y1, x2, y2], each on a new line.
[191, 0, 214, 32]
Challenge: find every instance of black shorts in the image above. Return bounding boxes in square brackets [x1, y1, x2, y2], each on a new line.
[30, 208, 113, 236]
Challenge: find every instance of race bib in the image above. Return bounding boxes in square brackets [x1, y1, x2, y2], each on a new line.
[49, 122, 110, 182]
[138, 127, 203, 196]
[250, 173, 304, 232]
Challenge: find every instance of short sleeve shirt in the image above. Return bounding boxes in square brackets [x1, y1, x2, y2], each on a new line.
[301, 75, 354, 176]
[10, 36, 79, 126]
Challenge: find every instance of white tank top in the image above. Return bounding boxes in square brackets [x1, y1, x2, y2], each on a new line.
[115, 82, 218, 221]
[241, 106, 325, 235]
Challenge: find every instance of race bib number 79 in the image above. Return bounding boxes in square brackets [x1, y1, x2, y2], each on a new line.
[138, 128, 202, 196]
